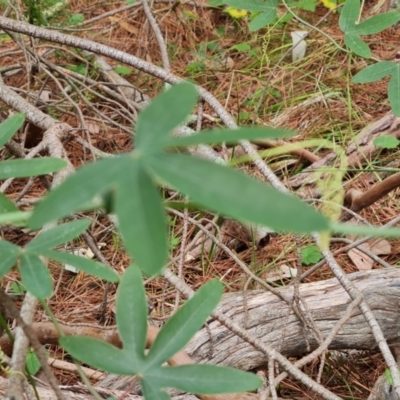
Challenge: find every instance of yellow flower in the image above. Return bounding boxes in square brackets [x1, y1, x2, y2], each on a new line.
[224, 6, 248, 18]
[321, 0, 336, 10]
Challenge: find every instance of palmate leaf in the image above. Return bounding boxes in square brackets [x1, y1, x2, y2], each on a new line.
[167, 127, 294, 147]
[145, 280, 223, 368]
[0, 113, 25, 148]
[135, 83, 198, 154]
[114, 160, 168, 276]
[146, 365, 262, 394]
[116, 266, 147, 368]
[59, 336, 136, 375]
[40, 249, 119, 282]
[0, 158, 66, 180]
[29, 156, 130, 229]
[147, 153, 328, 233]
[19, 253, 52, 299]
[26, 219, 91, 252]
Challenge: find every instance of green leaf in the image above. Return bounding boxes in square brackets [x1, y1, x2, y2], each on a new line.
[141, 379, 170, 400]
[29, 156, 127, 229]
[249, 8, 277, 30]
[0, 193, 18, 214]
[339, 0, 360, 32]
[59, 336, 136, 375]
[26, 349, 41, 375]
[354, 12, 400, 35]
[167, 127, 294, 147]
[0, 158, 67, 180]
[373, 135, 400, 149]
[233, 43, 251, 52]
[146, 365, 262, 394]
[146, 280, 223, 368]
[331, 222, 400, 237]
[116, 266, 146, 367]
[301, 245, 323, 265]
[344, 34, 371, 58]
[385, 369, 394, 385]
[0, 240, 20, 278]
[26, 220, 91, 252]
[19, 253, 52, 299]
[224, 0, 272, 11]
[0, 113, 25, 148]
[41, 249, 119, 282]
[389, 67, 400, 116]
[114, 161, 168, 275]
[114, 65, 133, 76]
[352, 61, 396, 83]
[135, 83, 198, 154]
[147, 154, 328, 233]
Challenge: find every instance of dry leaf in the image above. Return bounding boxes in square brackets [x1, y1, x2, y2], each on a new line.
[262, 264, 297, 282]
[370, 239, 391, 256]
[348, 245, 373, 271]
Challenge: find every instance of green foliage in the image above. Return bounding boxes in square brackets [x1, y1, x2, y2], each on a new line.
[61, 267, 262, 397]
[28, 83, 329, 276]
[26, 349, 41, 375]
[68, 13, 84, 25]
[339, 0, 400, 58]
[0, 220, 119, 299]
[373, 135, 400, 149]
[352, 61, 400, 116]
[114, 65, 133, 75]
[301, 245, 323, 265]
[223, 0, 278, 30]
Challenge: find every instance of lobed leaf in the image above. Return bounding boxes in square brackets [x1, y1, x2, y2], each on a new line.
[114, 160, 168, 276]
[41, 249, 119, 282]
[352, 61, 396, 83]
[135, 83, 198, 154]
[26, 219, 91, 252]
[145, 280, 223, 368]
[146, 365, 262, 394]
[0, 113, 25, 148]
[60, 336, 136, 375]
[19, 253, 52, 299]
[116, 266, 147, 368]
[0, 158, 66, 180]
[147, 154, 329, 233]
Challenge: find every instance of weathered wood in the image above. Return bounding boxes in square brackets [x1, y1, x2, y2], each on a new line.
[184, 268, 400, 370]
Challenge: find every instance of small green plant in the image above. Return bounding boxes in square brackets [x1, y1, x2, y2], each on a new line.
[301, 245, 323, 265]
[373, 135, 400, 149]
